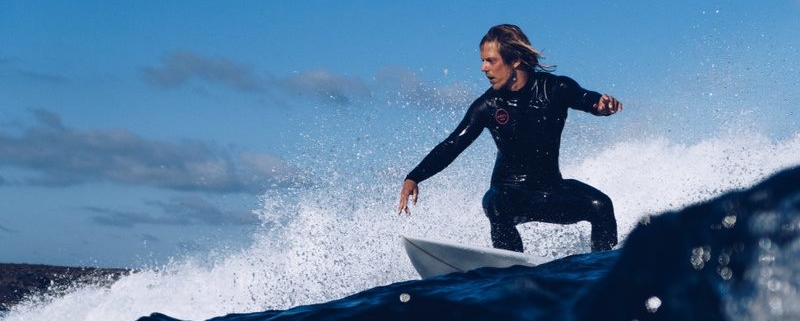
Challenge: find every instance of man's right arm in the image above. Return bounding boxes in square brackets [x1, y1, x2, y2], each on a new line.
[405, 98, 488, 183]
[397, 97, 488, 215]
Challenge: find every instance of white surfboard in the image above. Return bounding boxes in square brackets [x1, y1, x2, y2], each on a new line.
[401, 235, 550, 278]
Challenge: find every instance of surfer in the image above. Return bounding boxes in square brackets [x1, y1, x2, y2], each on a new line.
[396, 24, 621, 252]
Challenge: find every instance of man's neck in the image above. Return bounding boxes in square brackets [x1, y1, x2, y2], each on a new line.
[509, 69, 529, 91]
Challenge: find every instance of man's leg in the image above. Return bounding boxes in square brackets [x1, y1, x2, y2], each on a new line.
[482, 187, 524, 252]
[489, 221, 524, 252]
[553, 180, 617, 251]
[585, 187, 617, 251]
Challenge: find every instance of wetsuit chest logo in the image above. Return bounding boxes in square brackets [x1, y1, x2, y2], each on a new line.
[495, 108, 510, 125]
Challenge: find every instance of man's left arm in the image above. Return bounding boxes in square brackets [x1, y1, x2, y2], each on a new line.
[557, 75, 622, 116]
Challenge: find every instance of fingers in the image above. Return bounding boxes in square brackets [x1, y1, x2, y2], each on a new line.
[601, 95, 616, 114]
[397, 198, 408, 215]
[607, 95, 622, 114]
[597, 94, 622, 116]
[397, 195, 413, 215]
[397, 179, 419, 215]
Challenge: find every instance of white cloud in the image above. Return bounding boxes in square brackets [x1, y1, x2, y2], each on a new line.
[0, 109, 301, 194]
[142, 51, 264, 92]
[141, 51, 375, 105]
[87, 195, 258, 227]
[282, 69, 370, 105]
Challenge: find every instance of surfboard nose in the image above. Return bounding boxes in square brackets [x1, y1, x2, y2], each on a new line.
[402, 235, 463, 278]
[401, 235, 544, 278]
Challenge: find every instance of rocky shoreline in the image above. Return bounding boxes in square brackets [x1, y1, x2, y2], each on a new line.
[0, 263, 132, 312]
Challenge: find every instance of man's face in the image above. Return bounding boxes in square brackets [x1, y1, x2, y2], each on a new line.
[480, 41, 514, 90]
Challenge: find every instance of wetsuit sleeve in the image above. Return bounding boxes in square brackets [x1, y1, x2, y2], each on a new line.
[555, 75, 603, 114]
[405, 98, 488, 183]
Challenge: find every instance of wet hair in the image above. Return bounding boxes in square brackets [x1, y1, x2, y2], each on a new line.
[480, 24, 555, 72]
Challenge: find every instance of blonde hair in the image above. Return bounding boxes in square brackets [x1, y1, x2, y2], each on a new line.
[480, 24, 555, 72]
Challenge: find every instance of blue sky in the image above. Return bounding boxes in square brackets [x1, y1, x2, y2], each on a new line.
[2, 1, 799, 268]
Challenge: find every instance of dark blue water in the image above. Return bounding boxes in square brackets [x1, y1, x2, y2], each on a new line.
[137, 166, 800, 321]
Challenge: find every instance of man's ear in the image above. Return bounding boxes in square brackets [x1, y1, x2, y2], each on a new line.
[512, 60, 522, 69]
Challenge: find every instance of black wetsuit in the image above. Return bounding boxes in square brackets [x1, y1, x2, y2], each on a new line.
[406, 71, 618, 252]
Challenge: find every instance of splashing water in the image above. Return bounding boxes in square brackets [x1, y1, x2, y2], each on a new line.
[4, 122, 798, 320]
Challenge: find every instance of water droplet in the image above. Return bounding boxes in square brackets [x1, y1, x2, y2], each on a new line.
[646, 296, 662, 313]
[718, 266, 733, 280]
[691, 246, 711, 270]
[722, 215, 736, 228]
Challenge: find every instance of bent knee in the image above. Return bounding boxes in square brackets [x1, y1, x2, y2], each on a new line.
[589, 193, 614, 213]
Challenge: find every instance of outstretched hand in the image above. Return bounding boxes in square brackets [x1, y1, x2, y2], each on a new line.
[397, 179, 419, 215]
[593, 94, 623, 116]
